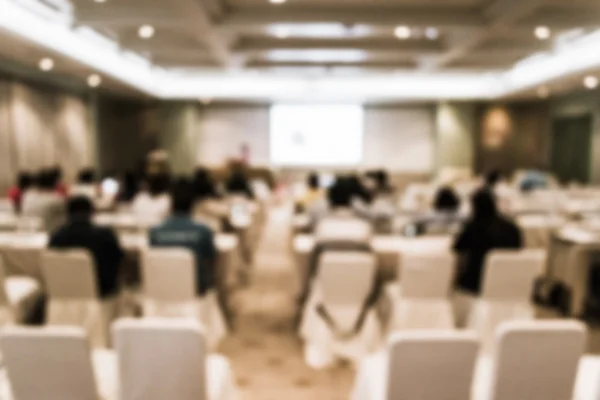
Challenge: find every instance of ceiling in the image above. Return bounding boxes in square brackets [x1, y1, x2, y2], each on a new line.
[2, 0, 600, 101]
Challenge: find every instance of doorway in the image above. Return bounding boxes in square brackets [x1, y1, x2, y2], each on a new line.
[550, 115, 593, 184]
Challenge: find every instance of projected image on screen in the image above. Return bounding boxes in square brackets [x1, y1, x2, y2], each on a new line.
[270, 105, 364, 166]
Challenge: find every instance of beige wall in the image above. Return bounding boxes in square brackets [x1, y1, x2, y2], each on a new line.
[436, 103, 475, 171]
[0, 79, 95, 190]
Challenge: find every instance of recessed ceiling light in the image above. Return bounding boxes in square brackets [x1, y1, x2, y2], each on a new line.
[536, 86, 549, 98]
[39, 57, 54, 71]
[273, 26, 290, 39]
[584, 75, 599, 89]
[425, 27, 439, 40]
[534, 26, 551, 40]
[138, 25, 155, 39]
[394, 26, 412, 40]
[87, 74, 102, 88]
[94, 0, 106, 3]
[270, 0, 287, 3]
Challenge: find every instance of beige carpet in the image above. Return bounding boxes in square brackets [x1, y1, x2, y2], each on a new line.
[219, 204, 355, 400]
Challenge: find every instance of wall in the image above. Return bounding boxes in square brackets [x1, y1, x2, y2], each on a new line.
[552, 91, 600, 183]
[435, 103, 475, 171]
[0, 78, 95, 189]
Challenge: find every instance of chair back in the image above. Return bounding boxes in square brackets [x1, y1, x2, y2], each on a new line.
[488, 320, 586, 400]
[0, 326, 98, 400]
[0, 255, 10, 307]
[113, 318, 207, 400]
[143, 248, 196, 302]
[42, 250, 98, 300]
[481, 250, 546, 302]
[317, 251, 376, 332]
[387, 331, 479, 400]
[316, 217, 372, 244]
[401, 251, 455, 299]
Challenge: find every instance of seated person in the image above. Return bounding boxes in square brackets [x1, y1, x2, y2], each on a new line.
[406, 186, 462, 236]
[225, 165, 254, 199]
[22, 170, 67, 232]
[132, 173, 171, 224]
[70, 168, 98, 199]
[433, 186, 460, 213]
[50, 167, 68, 197]
[193, 167, 220, 200]
[149, 180, 217, 296]
[117, 171, 140, 203]
[299, 173, 324, 211]
[49, 196, 124, 298]
[7, 172, 32, 214]
[453, 189, 522, 296]
[369, 170, 396, 228]
[484, 170, 512, 212]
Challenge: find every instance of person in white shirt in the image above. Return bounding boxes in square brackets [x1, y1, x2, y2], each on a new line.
[21, 170, 66, 232]
[132, 173, 171, 226]
[70, 168, 98, 200]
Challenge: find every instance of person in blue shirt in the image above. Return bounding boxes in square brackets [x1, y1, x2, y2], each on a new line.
[149, 179, 217, 296]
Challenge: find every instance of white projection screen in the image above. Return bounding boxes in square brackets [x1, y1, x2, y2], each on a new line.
[270, 104, 364, 166]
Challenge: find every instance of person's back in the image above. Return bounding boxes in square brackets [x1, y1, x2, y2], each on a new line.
[132, 174, 171, 224]
[49, 197, 124, 298]
[22, 170, 66, 232]
[453, 190, 522, 294]
[226, 170, 254, 199]
[149, 181, 217, 296]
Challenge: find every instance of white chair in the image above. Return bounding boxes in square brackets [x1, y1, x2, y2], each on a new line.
[300, 251, 380, 369]
[473, 320, 586, 400]
[0, 326, 117, 400]
[351, 331, 479, 400]
[0, 256, 41, 324]
[315, 217, 373, 244]
[142, 248, 227, 350]
[387, 251, 455, 331]
[467, 249, 546, 352]
[41, 250, 116, 348]
[113, 318, 236, 400]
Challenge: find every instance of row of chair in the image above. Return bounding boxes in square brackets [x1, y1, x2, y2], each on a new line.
[351, 320, 596, 400]
[0, 318, 236, 400]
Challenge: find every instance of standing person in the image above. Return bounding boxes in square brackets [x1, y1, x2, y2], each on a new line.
[7, 172, 33, 213]
[22, 170, 66, 232]
[49, 196, 124, 298]
[149, 180, 217, 296]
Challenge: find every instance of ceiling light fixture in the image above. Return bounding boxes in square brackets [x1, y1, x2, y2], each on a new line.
[584, 75, 599, 89]
[269, 0, 287, 4]
[273, 26, 290, 39]
[38, 57, 54, 71]
[536, 86, 549, 98]
[394, 26, 412, 40]
[94, 0, 106, 3]
[138, 25, 155, 39]
[425, 27, 439, 40]
[87, 73, 102, 87]
[535, 26, 551, 40]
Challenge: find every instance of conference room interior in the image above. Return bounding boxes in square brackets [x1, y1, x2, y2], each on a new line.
[6, 0, 600, 399]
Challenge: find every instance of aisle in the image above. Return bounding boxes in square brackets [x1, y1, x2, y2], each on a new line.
[219, 203, 354, 400]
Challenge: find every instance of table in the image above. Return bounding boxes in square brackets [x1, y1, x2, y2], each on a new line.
[547, 225, 600, 316]
[516, 214, 566, 249]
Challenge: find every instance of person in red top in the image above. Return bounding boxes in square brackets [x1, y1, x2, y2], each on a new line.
[49, 167, 68, 197]
[7, 173, 33, 213]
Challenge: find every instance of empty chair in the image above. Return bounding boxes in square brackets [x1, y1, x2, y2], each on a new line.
[351, 331, 479, 400]
[0, 326, 117, 400]
[113, 318, 236, 400]
[473, 320, 586, 400]
[0, 256, 41, 324]
[467, 249, 546, 352]
[41, 250, 116, 347]
[142, 248, 227, 349]
[315, 218, 372, 244]
[387, 251, 455, 331]
[300, 251, 380, 369]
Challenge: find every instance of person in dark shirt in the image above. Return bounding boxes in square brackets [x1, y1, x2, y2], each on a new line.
[453, 189, 522, 295]
[433, 186, 460, 213]
[49, 196, 124, 298]
[193, 167, 219, 200]
[149, 179, 217, 296]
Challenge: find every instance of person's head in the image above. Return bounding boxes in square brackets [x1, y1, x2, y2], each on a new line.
[193, 167, 216, 198]
[171, 179, 195, 215]
[37, 170, 57, 192]
[17, 173, 32, 191]
[375, 170, 389, 191]
[67, 196, 94, 220]
[327, 177, 353, 208]
[147, 173, 171, 197]
[486, 170, 501, 188]
[472, 189, 498, 220]
[78, 168, 96, 185]
[49, 166, 63, 183]
[307, 173, 319, 191]
[434, 186, 460, 213]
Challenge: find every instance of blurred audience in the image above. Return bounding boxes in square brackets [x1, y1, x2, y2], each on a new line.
[132, 173, 171, 224]
[299, 173, 325, 210]
[433, 186, 460, 213]
[226, 166, 255, 199]
[50, 167, 68, 197]
[453, 189, 522, 295]
[193, 167, 220, 200]
[70, 168, 98, 199]
[49, 196, 124, 298]
[117, 171, 139, 203]
[7, 172, 33, 213]
[22, 170, 66, 232]
[149, 179, 217, 296]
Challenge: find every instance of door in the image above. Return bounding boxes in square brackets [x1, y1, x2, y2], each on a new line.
[550, 115, 592, 184]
